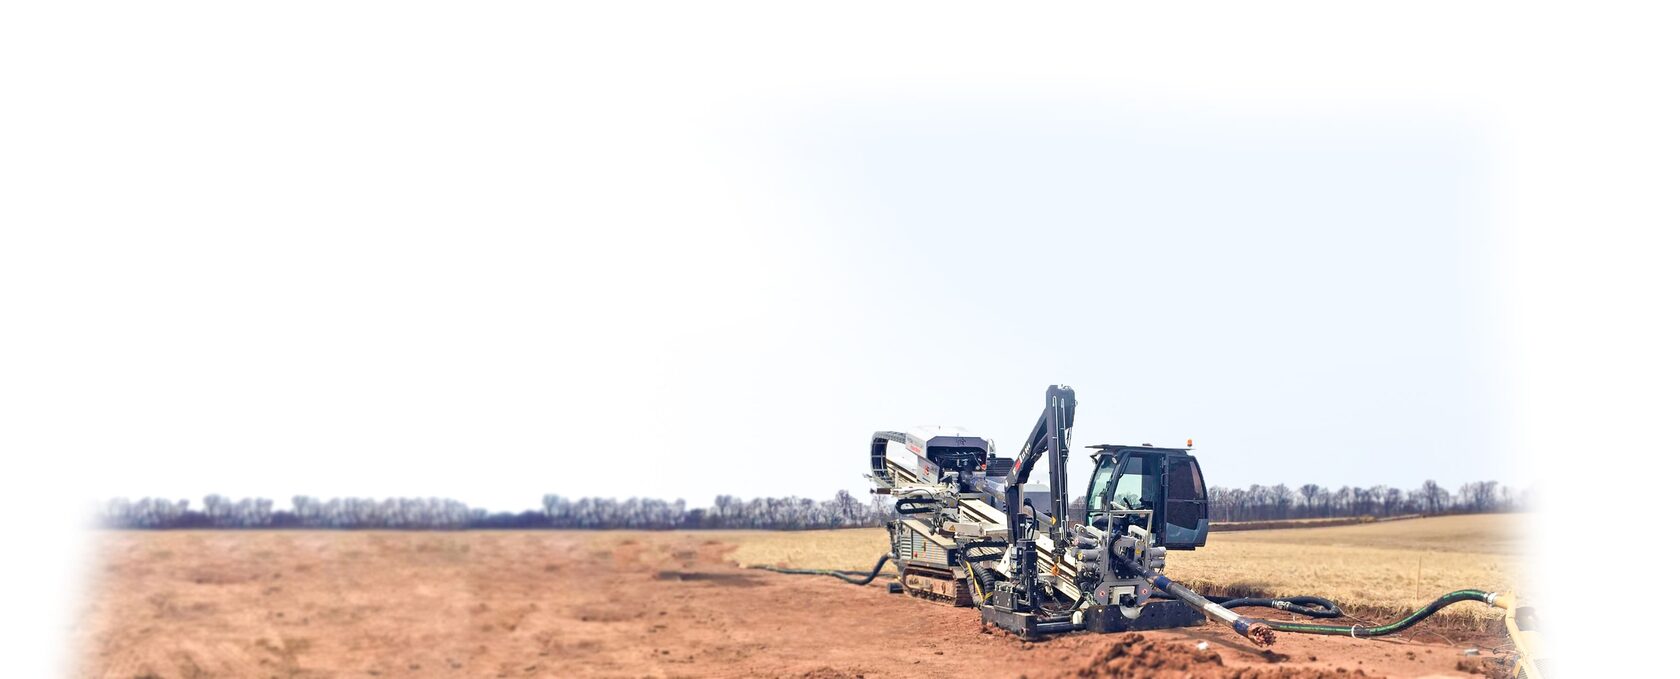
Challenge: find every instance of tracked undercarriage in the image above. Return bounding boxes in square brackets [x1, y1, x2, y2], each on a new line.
[898, 564, 975, 605]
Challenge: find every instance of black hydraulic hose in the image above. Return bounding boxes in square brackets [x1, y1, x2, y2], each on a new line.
[1201, 594, 1344, 620]
[1261, 589, 1498, 638]
[1141, 564, 1503, 647]
[744, 554, 895, 586]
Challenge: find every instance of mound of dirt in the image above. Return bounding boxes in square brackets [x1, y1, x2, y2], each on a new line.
[1059, 633, 1369, 679]
[1059, 632, 1222, 677]
[797, 668, 865, 679]
[1457, 655, 1516, 678]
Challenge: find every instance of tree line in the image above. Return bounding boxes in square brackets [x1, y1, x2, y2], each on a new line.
[99, 491, 898, 531]
[99, 479, 1522, 530]
[1206, 479, 1522, 522]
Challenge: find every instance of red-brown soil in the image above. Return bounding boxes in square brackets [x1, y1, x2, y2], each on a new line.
[75, 531, 1512, 678]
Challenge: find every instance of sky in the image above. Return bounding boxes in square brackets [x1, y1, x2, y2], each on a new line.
[6, 4, 1679, 675]
[766, 101, 1501, 501]
[2, 11, 1513, 515]
[4, 95, 1504, 513]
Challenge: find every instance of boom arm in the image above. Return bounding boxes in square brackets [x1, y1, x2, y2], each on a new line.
[1004, 385, 1077, 549]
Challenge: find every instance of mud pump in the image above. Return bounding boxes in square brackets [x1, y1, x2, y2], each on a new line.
[850, 385, 1546, 677]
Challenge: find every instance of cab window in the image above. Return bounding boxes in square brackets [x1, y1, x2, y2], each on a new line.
[1108, 456, 1158, 511]
[1085, 457, 1118, 524]
[1166, 455, 1205, 501]
[1162, 456, 1209, 548]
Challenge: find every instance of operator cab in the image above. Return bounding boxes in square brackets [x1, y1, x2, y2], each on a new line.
[1084, 444, 1209, 549]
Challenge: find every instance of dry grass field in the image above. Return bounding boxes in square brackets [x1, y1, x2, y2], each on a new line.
[721, 513, 1526, 627]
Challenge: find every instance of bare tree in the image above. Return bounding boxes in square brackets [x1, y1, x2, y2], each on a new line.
[1420, 479, 1448, 514]
[1298, 484, 1322, 518]
[1270, 484, 1294, 520]
[1381, 486, 1403, 516]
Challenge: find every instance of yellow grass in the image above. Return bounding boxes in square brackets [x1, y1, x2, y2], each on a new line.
[708, 527, 892, 571]
[712, 514, 1526, 628]
[1171, 514, 1525, 626]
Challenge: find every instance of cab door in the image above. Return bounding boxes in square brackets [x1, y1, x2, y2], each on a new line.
[1084, 455, 1120, 525]
[1160, 455, 1209, 549]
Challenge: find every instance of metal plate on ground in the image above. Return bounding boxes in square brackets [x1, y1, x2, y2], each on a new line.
[979, 605, 1078, 638]
[979, 600, 1205, 638]
[1083, 600, 1206, 633]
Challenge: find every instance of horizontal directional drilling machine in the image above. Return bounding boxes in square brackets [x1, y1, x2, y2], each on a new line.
[859, 385, 1547, 677]
[867, 385, 1256, 640]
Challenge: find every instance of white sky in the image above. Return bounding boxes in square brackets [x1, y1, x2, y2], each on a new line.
[4, 21, 1507, 514]
[11, 104, 1500, 510]
[4, 3, 1678, 676]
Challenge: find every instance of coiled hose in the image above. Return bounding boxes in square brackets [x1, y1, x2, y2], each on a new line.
[1142, 566, 1498, 646]
[744, 553, 895, 586]
[1260, 589, 1497, 638]
[1199, 594, 1344, 619]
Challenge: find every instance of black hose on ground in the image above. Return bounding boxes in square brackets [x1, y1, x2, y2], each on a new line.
[744, 554, 895, 586]
[1261, 589, 1497, 638]
[1142, 565, 1498, 646]
[1201, 594, 1345, 619]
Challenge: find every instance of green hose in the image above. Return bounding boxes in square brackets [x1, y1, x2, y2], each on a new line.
[1264, 589, 1496, 638]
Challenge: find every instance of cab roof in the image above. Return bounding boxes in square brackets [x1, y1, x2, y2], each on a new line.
[1086, 444, 1193, 456]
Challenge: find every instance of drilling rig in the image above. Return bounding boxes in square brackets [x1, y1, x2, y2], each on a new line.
[867, 385, 1274, 642]
[846, 383, 1547, 675]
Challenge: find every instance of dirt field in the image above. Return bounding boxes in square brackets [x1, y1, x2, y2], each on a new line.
[77, 519, 1522, 678]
